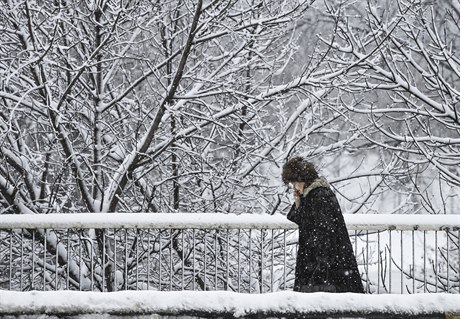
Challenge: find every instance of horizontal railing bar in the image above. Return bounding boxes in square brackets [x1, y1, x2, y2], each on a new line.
[0, 213, 459, 231]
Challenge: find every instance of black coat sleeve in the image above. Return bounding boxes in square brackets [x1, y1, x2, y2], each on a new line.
[287, 203, 302, 226]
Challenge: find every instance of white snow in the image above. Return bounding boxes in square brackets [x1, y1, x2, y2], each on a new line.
[0, 213, 458, 231]
[0, 290, 458, 317]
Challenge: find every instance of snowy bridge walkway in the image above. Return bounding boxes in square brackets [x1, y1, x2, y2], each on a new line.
[0, 213, 459, 318]
[1, 290, 459, 318]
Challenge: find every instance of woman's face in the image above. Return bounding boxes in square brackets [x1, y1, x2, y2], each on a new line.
[292, 182, 305, 194]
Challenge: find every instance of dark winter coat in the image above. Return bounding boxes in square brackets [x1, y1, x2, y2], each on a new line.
[287, 177, 365, 293]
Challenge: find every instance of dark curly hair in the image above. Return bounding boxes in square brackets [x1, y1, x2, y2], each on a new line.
[282, 157, 318, 185]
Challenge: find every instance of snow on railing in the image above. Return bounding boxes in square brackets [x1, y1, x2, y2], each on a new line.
[0, 213, 459, 294]
[0, 212, 458, 230]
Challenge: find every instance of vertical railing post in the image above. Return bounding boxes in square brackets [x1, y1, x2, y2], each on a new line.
[400, 230, 403, 294]
[124, 229, 128, 290]
[44, 229, 48, 290]
[237, 229, 241, 293]
[283, 229, 286, 290]
[458, 230, 460, 293]
[423, 230, 426, 293]
[435, 231, 438, 293]
[135, 230, 139, 291]
[249, 229, 252, 293]
[32, 231, 35, 291]
[66, 229, 70, 290]
[147, 230, 151, 290]
[192, 229, 196, 291]
[446, 230, 450, 292]
[366, 230, 369, 293]
[9, 230, 13, 291]
[204, 230, 207, 291]
[377, 230, 380, 294]
[214, 231, 218, 290]
[260, 229, 264, 293]
[20, 231, 24, 291]
[226, 230, 229, 291]
[114, 229, 117, 292]
[270, 229, 274, 293]
[412, 230, 415, 293]
[389, 229, 392, 294]
[181, 230, 185, 290]
[55, 234, 58, 291]
[159, 230, 162, 291]
[170, 229, 173, 291]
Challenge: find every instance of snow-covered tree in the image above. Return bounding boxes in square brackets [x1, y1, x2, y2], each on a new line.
[0, 0, 318, 291]
[310, 0, 460, 293]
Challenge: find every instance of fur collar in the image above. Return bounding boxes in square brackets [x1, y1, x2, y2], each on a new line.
[302, 176, 330, 197]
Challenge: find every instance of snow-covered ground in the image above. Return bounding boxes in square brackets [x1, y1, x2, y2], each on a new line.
[1, 290, 459, 318]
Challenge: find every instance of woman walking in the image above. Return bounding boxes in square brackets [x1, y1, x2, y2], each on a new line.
[282, 157, 364, 293]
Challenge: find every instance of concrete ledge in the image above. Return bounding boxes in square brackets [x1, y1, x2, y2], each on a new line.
[0, 290, 459, 318]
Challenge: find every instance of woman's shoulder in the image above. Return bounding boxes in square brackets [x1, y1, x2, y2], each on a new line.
[305, 184, 334, 200]
[302, 177, 331, 198]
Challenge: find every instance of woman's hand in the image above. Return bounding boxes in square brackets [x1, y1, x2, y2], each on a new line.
[291, 182, 305, 208]
[294, 189, 302, 208]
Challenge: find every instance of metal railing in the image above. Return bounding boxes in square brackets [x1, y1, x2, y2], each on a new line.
[0, 213, 459, 294]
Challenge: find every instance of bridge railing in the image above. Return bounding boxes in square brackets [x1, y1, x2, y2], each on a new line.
[0, 213, 458, 294]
